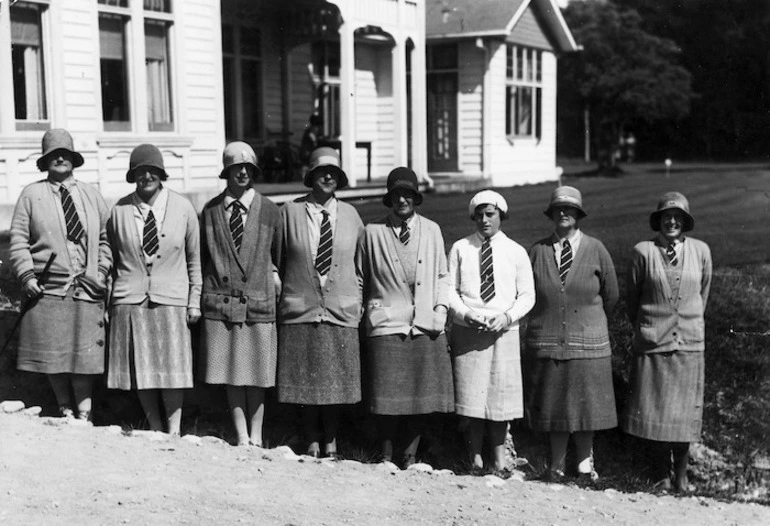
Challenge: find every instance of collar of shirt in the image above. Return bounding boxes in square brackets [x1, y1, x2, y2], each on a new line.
[388, 212, 417, 236]
[47, 177, 76, 192]
[306, 193, 338, 220]
[552, 229, 582, 266]
[657, 234, 685, 255]
[224, 187, 255, 213]
[132, 186, 169, 225]
[474, 230, 504, 244]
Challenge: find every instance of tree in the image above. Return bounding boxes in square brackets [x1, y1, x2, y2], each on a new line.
[559, 0, 694, 169]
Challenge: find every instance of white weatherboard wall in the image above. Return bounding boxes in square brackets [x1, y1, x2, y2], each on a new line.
[0, 0, 224, 227]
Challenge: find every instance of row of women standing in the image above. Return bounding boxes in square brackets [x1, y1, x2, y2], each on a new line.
[10, 130, 711, 491]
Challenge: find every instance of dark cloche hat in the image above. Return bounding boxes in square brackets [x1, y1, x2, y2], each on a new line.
[383, 167, 423, 207]
[543, 185, 587, 219]
[126, 144, 168, 183]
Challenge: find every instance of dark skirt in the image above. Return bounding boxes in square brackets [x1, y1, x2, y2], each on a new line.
[17, 292, 105, 375]
[366, 333, 454, 415]
[622, 351, 704, 442]
[524, 355, 617, 433]
[200, 319, 277, 388]
[277, 323, 361, 405]
[108, 301, 193, 390]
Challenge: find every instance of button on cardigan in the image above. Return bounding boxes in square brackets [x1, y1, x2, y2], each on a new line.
[526, 233, 619, 360]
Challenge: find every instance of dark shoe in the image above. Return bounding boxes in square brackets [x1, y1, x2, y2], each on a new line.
[542, 469, 566, 483]
[469, 465, 486, 477]
[402, 454, 417, 469]
[577, 470, 600, 484]
[492, 468, 513, 480]
[325, 451, 342, 461]
[652, 477, 673, 494]
[59, 406, 75, 419]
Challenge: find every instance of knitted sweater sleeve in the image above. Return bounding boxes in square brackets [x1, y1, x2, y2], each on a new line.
[596, 239, 619, 315]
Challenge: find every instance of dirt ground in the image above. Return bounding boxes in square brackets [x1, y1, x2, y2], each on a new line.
[1, 412, 768, 525]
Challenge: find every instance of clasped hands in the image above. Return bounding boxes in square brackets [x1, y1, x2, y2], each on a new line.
[464, 309, 509, 332]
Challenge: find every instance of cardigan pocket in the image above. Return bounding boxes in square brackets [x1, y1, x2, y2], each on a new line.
[366, 301, 391, 330]
[338, 294, 362, 320]
[246, 293, 275, 319]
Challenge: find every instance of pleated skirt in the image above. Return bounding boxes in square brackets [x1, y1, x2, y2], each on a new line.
[277, 323, 361, 405]
[108, 301, 193, 390]
[524, 355, 617, 433]
[200, 319, 277, 387]
[451, 326, 522, 421]
[622, 351, 704, 442]
[366, 332, 454, 416]
[17, 292, 105, 375]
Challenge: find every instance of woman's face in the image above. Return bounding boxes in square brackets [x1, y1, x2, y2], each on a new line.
[660, 209, 685, 241]
[390, 188, 416, 220]
[226, 164, 254, 193]
[311, 169, 338, 200]
[47, 150, 74, 180]
[474, 204, 502, 238]
[551, 205, 579, 231]
[134, 167, 163, 200]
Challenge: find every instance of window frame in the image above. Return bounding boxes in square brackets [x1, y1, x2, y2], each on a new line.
[221, 22, 264, 143]
[96, 0, 177, 133]
[10, 0, 51, 132]
[311, 39, 341, 139]
[505, 44, 542, 141]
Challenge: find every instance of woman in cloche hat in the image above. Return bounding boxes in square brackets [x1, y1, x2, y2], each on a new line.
[358, 167, 455, 468]
[275, 147, 363, 459]
[199, 142, 281, 446]
[106, 144, 201, 435]
[10, 129, 111, 422]
[623, 192, 712, 493]
[447, 190, 535, 476]
[525, 186, 619, 482]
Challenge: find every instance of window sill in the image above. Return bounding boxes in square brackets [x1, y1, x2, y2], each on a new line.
[506, 135, 541, 146]
[96, 134, 195, 149]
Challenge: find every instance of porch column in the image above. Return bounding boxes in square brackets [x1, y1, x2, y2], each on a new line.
[393, 35, 407, 168]
[0, 0, 14, 134]
[409, 20, 428, 180]
[338, 17, 357, 186]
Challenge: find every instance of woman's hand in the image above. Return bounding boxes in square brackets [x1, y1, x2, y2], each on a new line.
[22, 278, 44, 299]
[186, 307, 201, 325]
[485, 312, 509, 332]
[273, 271, 282, 298]
[464, 309, 487, 330]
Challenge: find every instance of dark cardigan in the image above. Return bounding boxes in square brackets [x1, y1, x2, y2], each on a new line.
[525, 233, 619, 360]
[200, 191, 281, 323]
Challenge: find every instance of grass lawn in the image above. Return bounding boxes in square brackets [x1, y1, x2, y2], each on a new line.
[1, 162, 769, 501]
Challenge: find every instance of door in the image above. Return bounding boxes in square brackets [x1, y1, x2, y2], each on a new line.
[427, 72, 458, 172]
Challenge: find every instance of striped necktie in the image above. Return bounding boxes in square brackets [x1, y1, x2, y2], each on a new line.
[143, 210, 159, 257]
[315, 210, 333, 276]
[480, 237, 495, 302]
[60, 186, 84, 243]
[399, 222, 410, 245]
[666, 243, 678, 266]
[559, 239, 572, 284]
[230, 201, 245, 253]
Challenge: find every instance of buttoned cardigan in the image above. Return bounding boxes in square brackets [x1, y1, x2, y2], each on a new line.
[626, 236, 712, 354]
[525, 233, 619, 360]
[357, 213, 450, 337]
[10, 179, 111, 297]
[275, 195, 364, 327]
[107, 189, 202, 308]
[200, 191, 281, 323]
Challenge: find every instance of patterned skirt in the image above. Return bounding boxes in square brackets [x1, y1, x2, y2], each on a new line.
[17, 292, 105, 375]
[365, 332, 454, 416]
[451, 326, 522, 421]
[524, 355, 617, 433]
[622, 351, 704, 442]
[277, 323, 361, 405]
[108, 300, 193, 390]
[200, 319, 277, 387]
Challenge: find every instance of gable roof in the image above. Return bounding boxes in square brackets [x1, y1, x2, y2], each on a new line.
[426, 0, 578, 52]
